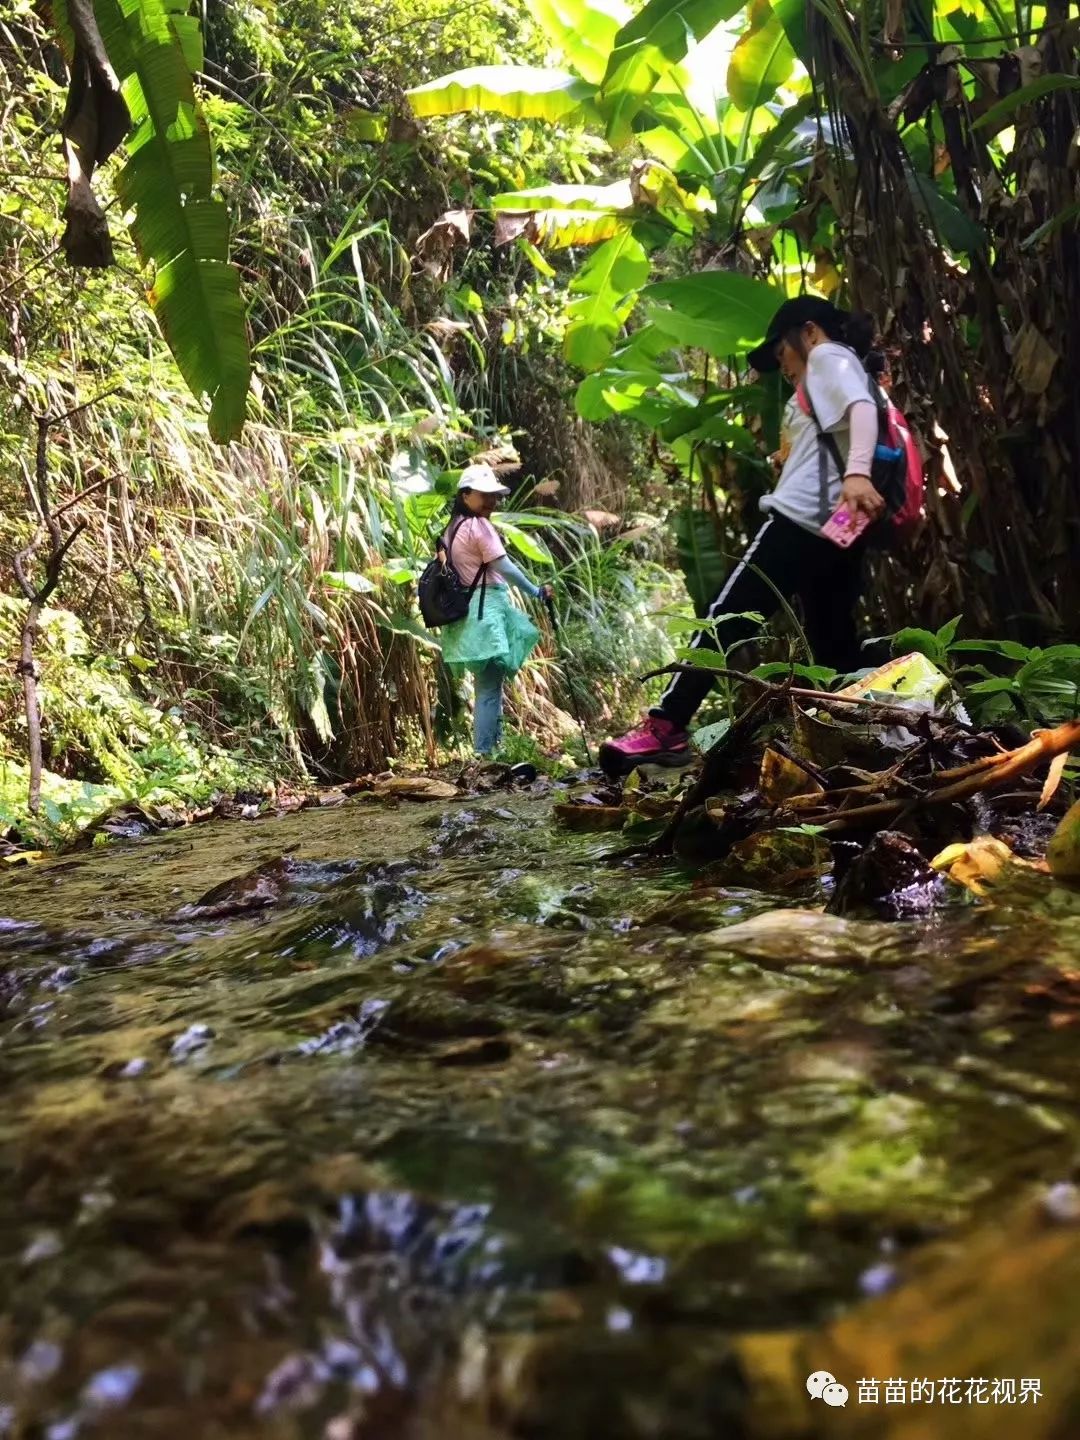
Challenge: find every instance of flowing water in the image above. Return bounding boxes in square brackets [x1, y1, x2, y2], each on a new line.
[2, 792, 1080, 1438]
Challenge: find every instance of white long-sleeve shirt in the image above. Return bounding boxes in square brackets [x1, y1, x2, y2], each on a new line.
[762, 342, 878, 533]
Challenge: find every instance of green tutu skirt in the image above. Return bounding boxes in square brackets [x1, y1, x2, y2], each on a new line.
[439, 584, 539, 677]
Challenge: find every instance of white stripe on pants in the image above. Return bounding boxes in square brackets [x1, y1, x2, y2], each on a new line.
[658, 517, 775, 710]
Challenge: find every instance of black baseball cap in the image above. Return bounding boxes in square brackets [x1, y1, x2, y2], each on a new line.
[748, 295, 849, 373]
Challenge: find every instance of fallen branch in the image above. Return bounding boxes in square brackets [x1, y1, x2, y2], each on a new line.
[815, 720, 1080, 831]
[652, 684, 786, 856]
[638, 662, 954, 727]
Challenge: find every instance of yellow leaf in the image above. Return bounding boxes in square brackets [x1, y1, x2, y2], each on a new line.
[1039, 751, 1070, 810]
[1048, 799, 1080, 879]
[930, 835, 1015, 895]
[3, 850, 45, 865]
[759, 746, 823, 805]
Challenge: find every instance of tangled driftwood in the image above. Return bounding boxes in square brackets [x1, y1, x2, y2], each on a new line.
[643, 667, 1080, 860]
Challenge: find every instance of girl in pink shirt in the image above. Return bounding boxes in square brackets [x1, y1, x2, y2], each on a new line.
[438, 464, 553, 755]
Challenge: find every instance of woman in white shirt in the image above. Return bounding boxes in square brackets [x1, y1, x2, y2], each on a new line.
[600, 295, 884, 777]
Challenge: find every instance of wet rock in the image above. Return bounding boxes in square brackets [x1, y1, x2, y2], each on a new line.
[172, 857, 299, 919]
[373, 776, 459, 802]
[735, 1195, 1080, 1438]
[19, 1339, 63, 1383]
[211, 1181, 314, 1247]
[81, 1363, 141, 1412]
[255, 1352, 328, 1415]
[434, 1036, 513, 1067]
[704, 909, 911, 969]
[1048, 798, 1080, 878]
[169, 1022, 213, 1059]
[423, 809, 502, 857]
[554, 802, 627, 832]
[1041, 1181, 1080, 1224]
[297, 999, 389, 1057]
[374, 992, 506, 1048]
[830, 830, 942, 916]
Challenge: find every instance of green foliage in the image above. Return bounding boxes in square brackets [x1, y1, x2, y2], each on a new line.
[599, 0, 739, 146]
[0, 598, 267, 846]
[407, 65, 600, 124]
[974, 74, 1080, 134]
[891, 623, 1080, 728]
[640, 271, 782, 358]
[726, 0, 795, 112]
[55, 0, 251, 439]
[564, 229, 650, 370]
[532, 0, 631, 85]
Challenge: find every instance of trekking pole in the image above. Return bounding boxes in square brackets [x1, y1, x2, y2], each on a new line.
[544, 594, 595, 766]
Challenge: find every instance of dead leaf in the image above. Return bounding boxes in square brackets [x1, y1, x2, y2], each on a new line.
[414, 209, 471, 282]
[60, 0, 130, 267]
[1039, 751, 1070, 810]
[493, 212, 533, 248]
[579, 508, 620, 532]
[964, 57, 1003, 96]
[2, 850, 45, 866]
[1015, 44, 1043, 87]
[1011, 321, 1061, 396]
[759, 747, 824, 805]
[889, 64, 935, 126]
[930, 835, 1020, 895]
[373, 777, 459, 801]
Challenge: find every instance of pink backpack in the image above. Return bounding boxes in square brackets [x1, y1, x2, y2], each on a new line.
[884, 401, 925, 542]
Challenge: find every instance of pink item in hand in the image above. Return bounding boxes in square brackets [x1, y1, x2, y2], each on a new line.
[821, 503, 872, 548]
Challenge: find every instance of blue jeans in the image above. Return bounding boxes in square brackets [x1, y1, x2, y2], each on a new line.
[473, 661, 505, 755]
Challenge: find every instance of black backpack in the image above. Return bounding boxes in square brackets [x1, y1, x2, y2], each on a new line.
[417, 519, 488, 629]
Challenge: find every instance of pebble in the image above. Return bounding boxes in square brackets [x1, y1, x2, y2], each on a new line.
[82, 1363, 141, 1410]
[19, 1339, 63, 1383]
[22, 1231, 62, 1265]
[170, 1023, 213, 1060]
[858, 1262, 898, 1297]
[1042, 1181, 1080, 1223]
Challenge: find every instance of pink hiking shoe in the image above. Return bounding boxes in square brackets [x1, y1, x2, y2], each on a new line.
[599, 714, 692, 777]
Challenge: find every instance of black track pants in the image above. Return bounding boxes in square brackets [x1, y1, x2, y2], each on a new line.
[656, 513, 865, 729]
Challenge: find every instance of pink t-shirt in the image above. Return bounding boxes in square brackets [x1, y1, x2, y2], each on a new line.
[445, 516, 506, 586]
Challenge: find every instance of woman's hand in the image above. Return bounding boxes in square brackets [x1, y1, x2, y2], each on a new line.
[539, 583, 555, 601]
[841, 474, 886, 525]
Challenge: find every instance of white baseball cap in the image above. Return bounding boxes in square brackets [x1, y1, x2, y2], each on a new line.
[457, 462, 510, 495]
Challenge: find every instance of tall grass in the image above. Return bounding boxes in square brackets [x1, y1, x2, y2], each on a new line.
[1, 9, 676, 787]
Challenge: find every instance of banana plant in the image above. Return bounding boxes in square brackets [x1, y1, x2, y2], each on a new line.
[51, 0, 250, 442]
[406, 0, 812, 383]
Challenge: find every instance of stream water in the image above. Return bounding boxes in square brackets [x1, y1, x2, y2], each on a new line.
[2, 792, 1080, 1438]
